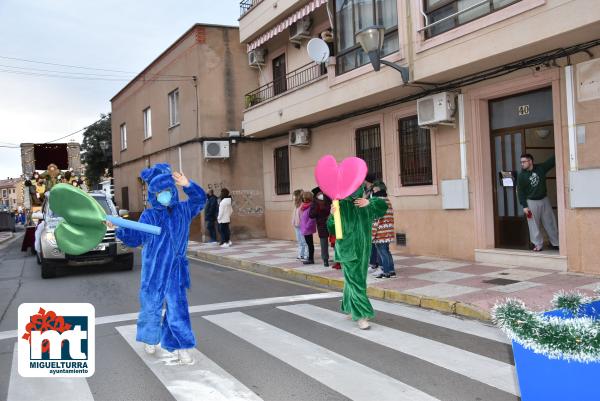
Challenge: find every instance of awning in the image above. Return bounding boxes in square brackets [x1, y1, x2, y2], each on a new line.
[247, 0, 328, 52]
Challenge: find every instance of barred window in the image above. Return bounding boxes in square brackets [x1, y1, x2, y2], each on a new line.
[355, 125, 383, 181]
[274, 146, 290, 195]
[399, 117, 433, 186]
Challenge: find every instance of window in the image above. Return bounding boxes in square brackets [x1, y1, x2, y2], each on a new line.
[355, 125, 383, 181]
[274, 146, 290, 195]
[398, 116, 433, 186]
[143, 107, 152, 139]
[335, 0, 399, 75]
[2, 189, 6, 198]
[120, 123, 127, 150]
[168, 89, 180, 127]
[423, 0, 521, 38]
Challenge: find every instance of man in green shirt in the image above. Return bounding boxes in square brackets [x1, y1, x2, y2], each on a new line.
[517, 153, 559, 252]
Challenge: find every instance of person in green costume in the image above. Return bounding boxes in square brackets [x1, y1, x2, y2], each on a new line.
[327, 184, 388, 330]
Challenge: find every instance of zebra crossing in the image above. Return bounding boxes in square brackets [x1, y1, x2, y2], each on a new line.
[5, 293, 519, 401]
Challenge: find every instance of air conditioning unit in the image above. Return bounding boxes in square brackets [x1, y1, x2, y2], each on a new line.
[289, 17, 312, 44]
[289, 128, 310, 147]
[248, 49, 266, 67]
[417, 92, 456, 126]
[203, 141, 230, 159]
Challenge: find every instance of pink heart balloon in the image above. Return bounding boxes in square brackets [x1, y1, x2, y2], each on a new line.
[314, 155, 368, 200]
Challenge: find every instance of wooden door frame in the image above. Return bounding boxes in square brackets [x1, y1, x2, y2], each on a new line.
[490, 121, 555, 249]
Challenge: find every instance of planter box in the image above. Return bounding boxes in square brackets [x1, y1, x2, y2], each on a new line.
[512, 300, 600, 401]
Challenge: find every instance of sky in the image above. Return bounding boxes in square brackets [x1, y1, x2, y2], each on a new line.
[0, 0, 239, 179]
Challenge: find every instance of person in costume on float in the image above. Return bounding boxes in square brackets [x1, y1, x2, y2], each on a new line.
[40, 163, 61, 191]
[327, 184, 387, 330]
[111, 163, 206, 364]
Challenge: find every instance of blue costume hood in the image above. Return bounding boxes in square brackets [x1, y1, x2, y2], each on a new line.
[140, 163, 179, 209]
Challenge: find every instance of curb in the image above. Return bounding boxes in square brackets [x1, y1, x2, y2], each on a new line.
[188, 249, 492, 322]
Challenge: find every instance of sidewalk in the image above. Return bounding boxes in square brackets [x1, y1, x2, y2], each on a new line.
[187, 238, 600, 321]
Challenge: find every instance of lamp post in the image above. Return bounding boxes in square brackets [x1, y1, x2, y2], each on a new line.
[355, 25, 410, 84]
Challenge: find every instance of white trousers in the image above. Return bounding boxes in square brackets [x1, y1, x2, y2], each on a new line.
[526, 197, 559, 248]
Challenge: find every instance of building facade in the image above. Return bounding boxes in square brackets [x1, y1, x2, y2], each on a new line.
[111, 24, 266, 241]
[0, 179, 24, 211]
[238, 0, 600, 273]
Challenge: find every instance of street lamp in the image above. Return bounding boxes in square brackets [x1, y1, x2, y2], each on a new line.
[355, 25, 410, 84]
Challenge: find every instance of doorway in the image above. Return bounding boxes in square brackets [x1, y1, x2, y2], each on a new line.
[489, 88, 557, 250]
[272, 54, 287, 96]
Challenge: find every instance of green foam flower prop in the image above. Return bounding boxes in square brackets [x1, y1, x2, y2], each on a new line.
[49, 184, 107, 255]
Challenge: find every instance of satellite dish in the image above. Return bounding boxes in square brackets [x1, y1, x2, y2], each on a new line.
[307, 38, 330, 64]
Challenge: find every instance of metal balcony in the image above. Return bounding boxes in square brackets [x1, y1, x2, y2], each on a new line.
[240, 0, 264, 17]
[244, 62, 327, 108]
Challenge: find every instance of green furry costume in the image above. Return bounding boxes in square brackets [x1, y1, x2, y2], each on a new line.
[327, 185, 387, 320]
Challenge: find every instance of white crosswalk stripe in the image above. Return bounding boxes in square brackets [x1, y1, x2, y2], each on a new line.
[204, 311, 442, 401]
[7, 343, 94, 401]
[116, 324, 264, 401]
[278, 303, 519, 397]
[370, 299, 510, 344]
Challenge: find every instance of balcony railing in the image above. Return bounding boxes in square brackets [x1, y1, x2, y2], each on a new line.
[240, 0, 263, 17]
[245, 62, 327, 108]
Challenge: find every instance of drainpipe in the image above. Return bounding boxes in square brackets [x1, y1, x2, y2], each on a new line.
[565, 65, 578, 172]
[458, 94, 467, 179]
[178, 146, 183, 174]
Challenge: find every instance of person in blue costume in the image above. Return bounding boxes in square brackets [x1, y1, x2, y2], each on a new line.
[112, 163, 206, 364]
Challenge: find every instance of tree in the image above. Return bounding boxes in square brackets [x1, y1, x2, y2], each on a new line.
[81, 114, 112, 187]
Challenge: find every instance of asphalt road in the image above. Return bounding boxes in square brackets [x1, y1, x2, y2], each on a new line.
[0, 232, 520, 401]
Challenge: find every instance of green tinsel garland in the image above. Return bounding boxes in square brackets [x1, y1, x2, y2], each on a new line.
[493, 291, 600, 363]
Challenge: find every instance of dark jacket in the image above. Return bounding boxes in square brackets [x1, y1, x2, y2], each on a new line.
[204, 194, 218, 220]
[309, 197, 332, 238]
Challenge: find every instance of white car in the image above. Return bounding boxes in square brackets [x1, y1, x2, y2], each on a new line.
[33, 191, 134, 279]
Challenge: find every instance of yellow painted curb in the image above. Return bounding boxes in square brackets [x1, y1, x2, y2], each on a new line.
[383, 290, 421, 306]
[455, 302, 492, 321]
[306, 274, 330, 286]
[420, 297, 456, 314]
[366, 286, 385, 299]
[328, 278, 344, 290]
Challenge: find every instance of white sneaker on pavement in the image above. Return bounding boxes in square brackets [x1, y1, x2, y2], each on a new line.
[369, 267, 383, 276]
[228, 241, 233, 246]
[144, 343, 156, 355]
[177, 349, 195, 365]
[357, 319, 370, 330]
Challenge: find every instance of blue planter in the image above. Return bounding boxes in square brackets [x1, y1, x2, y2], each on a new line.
[512, 300, 600, 401]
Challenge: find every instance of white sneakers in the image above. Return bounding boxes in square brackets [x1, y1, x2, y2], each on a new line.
[370, 267, 383, 276]
[144, 343, 156, 354]
[177, 349, 194, 365]
[144, 343, 194, 364]
[220, 241, 233, 248]
[357, 319, 370, 330]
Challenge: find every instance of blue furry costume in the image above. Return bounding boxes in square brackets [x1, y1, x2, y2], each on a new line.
[115, 163, 206, 352]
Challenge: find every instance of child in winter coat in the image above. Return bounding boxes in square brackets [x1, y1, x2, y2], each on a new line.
[299, 191, 317, 265]
[370, 185, 396, 279]
[292, 189, 308, 260]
